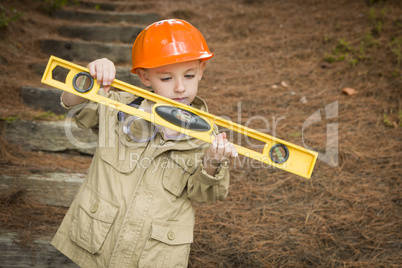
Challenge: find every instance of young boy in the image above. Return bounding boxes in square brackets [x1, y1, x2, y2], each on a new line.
[52, 19, 237, 267]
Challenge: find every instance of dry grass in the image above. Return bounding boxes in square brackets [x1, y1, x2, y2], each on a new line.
[0, 187, 67, 247]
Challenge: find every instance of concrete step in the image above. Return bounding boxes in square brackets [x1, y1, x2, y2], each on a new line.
[0, 173, 84, 207]
[57, 24, 144, 44]
[40, 39, 132, 64]
[3, 119, 97, 155]
[0, 232, 78, 267]
[53, 9, 159, 24]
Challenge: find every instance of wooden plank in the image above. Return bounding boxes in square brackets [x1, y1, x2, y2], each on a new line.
[0, 232, 78, 267]
[0, 173, 84, 207]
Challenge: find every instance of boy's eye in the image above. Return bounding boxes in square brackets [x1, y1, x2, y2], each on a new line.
[185, 74, 195, 79]
[161, 77, 171, 82]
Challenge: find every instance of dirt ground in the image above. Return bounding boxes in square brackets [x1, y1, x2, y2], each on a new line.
[0, 0, 401, 267]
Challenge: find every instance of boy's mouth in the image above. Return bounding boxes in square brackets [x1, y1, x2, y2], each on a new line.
[173, 97, 188, 103]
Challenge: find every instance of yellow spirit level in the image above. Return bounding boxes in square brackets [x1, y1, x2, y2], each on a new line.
[41, 56, 318, 179]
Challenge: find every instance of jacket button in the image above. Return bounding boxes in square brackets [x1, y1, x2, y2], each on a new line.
[186, 158, 194, 167]
[167, 231, 175, 240]
[90, 203, 98, 213]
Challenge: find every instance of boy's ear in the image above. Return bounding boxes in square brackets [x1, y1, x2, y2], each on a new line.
[198, 61, 206, 81]
[136, 69, 152, 87]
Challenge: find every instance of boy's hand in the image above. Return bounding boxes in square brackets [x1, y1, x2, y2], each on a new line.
[203, 132, 238, 176]
[87, 58, 116, 92]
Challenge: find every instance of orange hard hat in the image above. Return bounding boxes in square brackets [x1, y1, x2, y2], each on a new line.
[131, 19, 214, 74]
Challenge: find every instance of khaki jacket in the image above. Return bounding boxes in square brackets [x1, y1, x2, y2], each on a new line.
[52, 90, 230, 267]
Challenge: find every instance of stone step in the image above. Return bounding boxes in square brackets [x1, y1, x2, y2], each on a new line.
[0, 232, 78, 267]
[72, 0, 155, 12]
[4, 119, 96, 155]
[57, 24, 144, 44]
[53, 9, 159, 24]
[0, 173, 84, 207]
[40, 39, 132, 64]
[21, 86, 64, 115]
[74, 0, 119, 11]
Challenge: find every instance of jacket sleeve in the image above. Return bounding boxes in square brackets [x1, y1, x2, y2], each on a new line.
[186, 160, 230, 203]
[60, 93, 100, 132]
[61, 90, 137, 134]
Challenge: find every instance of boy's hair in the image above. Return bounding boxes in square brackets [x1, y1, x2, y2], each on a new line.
[131, 19, 213, 74]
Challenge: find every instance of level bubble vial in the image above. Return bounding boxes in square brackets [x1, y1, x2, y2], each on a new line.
[73, 72, 94, 93]
[269, 144, 289, 164]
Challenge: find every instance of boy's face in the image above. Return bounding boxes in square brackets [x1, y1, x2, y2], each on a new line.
[137, 60, 206, 105]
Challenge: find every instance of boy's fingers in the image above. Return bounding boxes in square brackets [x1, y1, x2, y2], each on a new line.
[220, 141, 231, 163]
[103, 62, 115, 91]
[209, 133, 238, 163]
[109, 64, 116, 84]
[230, 143, 238, 158]
[218, 133, 226, 148]
[212, 134, 219, 150]
[87, 59, 116, 89]
[95, 63, 103, 85]
[102, 63, 110, 85]
[88, 62, 96, 77]
[224, 139, 231, 154]
[212, 133, 223, 147]
[222, 140, 236, 160]
[216, 135, 226, 160]
[102, 61, 114, 86]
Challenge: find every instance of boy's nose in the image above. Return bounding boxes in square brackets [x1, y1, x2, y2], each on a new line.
[174, 79, 185, 93]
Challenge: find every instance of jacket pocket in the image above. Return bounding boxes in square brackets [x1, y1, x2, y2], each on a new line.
[162, 151, 199, 197]
[69, 185, 119, 254]
[139, 221, 193, 268]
